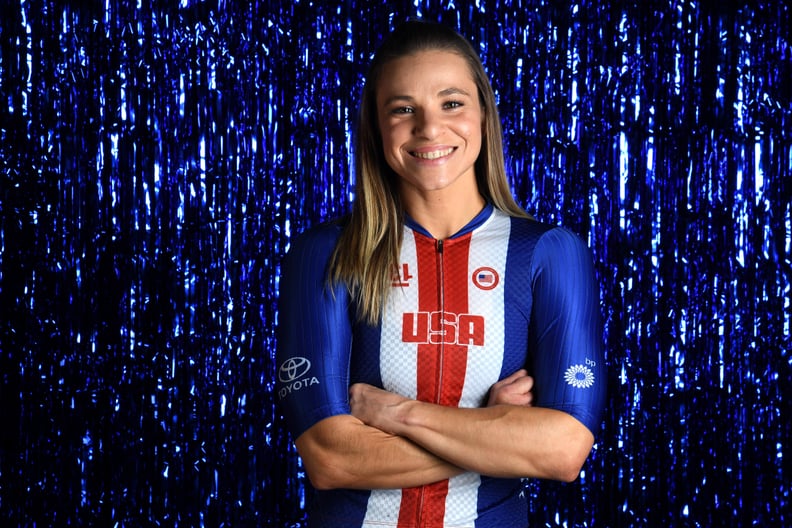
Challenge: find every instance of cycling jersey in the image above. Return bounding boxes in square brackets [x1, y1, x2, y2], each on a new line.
[276, 204, 606, 527]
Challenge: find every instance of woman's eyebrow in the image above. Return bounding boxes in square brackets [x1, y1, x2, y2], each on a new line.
[382, 94, 414, 106]
[382, 87, 472, 106]
[437, 87, 472, 98]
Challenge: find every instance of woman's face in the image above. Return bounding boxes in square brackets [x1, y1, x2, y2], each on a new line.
[376, 50, 483, 200]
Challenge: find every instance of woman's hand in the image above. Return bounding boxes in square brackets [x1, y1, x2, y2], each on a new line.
[350, 368, 534, 435]
[347, 369, 594, 481]
[349, 383, 409, 435]
[486, 369, 534, 407]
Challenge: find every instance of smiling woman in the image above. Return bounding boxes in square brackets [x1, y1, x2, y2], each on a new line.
[331, 21, 531, 325]
[275, 20, 606, 527]
[376, 50, 485, 238]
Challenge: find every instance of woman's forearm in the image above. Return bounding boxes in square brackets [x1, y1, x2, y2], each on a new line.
[351, 383, 594, 482]
[400, 401, 594, 481]
[295, 414, 464, 490]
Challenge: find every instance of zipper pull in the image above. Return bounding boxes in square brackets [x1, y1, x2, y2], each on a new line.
[437, 239, 443, 253]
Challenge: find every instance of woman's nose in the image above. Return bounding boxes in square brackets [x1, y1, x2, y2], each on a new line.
[413, 109, 442, 138]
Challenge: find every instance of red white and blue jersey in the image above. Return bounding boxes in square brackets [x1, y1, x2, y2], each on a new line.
[276, 205, 606, 527]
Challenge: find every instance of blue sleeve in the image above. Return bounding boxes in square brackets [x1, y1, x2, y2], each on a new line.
[529, 228, 606, 435]
[275, 223, 352, 439]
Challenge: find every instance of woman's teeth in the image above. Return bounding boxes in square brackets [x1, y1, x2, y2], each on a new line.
[412, 147, 454, 160]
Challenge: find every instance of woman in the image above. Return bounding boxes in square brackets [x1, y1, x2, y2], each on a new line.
[276, 20, 605, 527]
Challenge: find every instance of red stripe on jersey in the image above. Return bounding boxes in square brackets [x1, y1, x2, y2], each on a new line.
[438, 235, 473, 407]
[398, 233, 473, 527]
[398, 487, 423, 527]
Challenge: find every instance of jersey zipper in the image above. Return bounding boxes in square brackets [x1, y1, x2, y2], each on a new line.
[435, 238, 445, 405]
[417, 237, 445, 527]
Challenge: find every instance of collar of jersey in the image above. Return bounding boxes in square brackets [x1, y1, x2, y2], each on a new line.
[404, 203, 494, 240]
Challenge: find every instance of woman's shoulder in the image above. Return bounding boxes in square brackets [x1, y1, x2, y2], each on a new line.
[507, 215, 592, 263]
[510, 214, 584, 240]
[284, 216, 349, 260]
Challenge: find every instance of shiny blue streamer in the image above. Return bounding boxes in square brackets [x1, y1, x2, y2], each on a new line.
[0, 1, 789, 526]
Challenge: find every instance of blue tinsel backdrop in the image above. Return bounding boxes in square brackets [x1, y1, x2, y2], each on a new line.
[0, 1, 790, 526]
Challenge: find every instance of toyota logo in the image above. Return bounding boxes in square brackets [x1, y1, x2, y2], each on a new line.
[279, 357, 312, 383]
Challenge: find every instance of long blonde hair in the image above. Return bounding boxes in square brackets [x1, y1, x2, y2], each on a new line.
[330, 20, 529, 324]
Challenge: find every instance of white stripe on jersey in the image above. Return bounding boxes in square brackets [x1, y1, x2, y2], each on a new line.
[441, 213, 511, 527]
[458, 211, 509, 408]
[444, 471, 482, 527]
[379, 227, 420, 399]
[364, 229, 419, 526]
[362, 488, 403, 527]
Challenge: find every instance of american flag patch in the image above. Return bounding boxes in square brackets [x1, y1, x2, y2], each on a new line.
[472, 267, 499, 290]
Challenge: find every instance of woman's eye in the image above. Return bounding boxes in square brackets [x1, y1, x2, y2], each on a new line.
[392, 106, 414, 114]
[444, 101, 463, 109]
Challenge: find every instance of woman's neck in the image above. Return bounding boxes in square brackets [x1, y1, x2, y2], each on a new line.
[402, 191, 487, 239]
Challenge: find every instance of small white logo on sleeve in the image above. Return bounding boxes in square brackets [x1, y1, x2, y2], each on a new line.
[564, 364, 595, 389]
[279, 357, 312, 383]
[278, 357, 320, 398]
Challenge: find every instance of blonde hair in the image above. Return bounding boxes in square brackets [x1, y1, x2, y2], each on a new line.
[330, 20, 529, 324]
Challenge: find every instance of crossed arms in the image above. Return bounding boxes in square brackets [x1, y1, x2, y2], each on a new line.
[295, 369, 595, 490]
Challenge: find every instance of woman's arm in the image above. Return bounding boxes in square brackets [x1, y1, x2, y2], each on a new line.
[295, 370, 536, 490]
[295, 415, 463, 490]
[349, 382, 593, 483]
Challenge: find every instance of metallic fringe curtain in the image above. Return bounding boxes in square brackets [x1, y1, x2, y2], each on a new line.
[1, 1, 789, 526]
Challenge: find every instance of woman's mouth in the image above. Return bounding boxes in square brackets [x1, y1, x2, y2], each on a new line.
[410, 147, 455, 160]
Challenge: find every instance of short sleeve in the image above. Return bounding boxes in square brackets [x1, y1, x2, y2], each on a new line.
[275, 223, 353, 438]
[529, 227, 606, 434]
